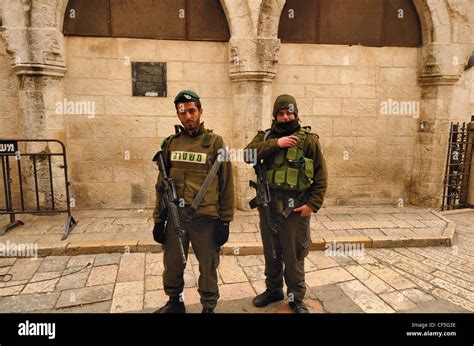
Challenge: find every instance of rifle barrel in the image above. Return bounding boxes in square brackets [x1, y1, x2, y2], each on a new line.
[154, 150, 187, 265]
[156, 151, 169, 179]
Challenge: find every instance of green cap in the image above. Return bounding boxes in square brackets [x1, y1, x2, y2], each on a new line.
[273, 94, 298, 118]
[174, 90, 200, 104]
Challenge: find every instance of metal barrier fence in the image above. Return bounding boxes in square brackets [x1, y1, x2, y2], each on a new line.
[442, 121, 474, 211]
[0, 139, 77, 239]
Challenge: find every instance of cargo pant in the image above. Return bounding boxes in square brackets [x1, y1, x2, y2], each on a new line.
[258, 209, 311, 302]
[162, 209, 220, 309]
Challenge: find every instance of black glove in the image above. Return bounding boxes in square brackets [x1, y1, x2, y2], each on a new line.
[215, 220, 230, 247]
[152, 222, 166, 244]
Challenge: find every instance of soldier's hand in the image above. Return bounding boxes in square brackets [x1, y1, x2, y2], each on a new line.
[294, 204, 313, 217]
[152, 222, 166, 244]
[277, 135, 298, 148]
[215, 220, 230, 247]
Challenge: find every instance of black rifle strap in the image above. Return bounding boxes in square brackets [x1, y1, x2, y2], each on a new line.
[263, 129, 272, 141]
[185, 147, 226, 223]
[281, 190, 307, 218]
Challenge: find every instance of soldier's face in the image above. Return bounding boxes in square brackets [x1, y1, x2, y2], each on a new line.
[177, 102, 202, 132]
[276, 109, 296, 123]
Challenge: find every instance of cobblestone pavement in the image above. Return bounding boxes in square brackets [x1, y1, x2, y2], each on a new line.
[0, 210, 472, 313]
[0, 205, 449, 248]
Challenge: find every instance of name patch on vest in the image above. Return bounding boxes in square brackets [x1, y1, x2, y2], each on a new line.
[171, 151, 207, 164]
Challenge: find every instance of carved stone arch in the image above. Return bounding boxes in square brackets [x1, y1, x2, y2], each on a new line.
[411, 0, 436, 46]
[412, 0, 459, 80]
[417, 0, 456, 45]
[219, 0, 254, 38]
[257, 0, 286, 38]
[56, 0, 70, 33]
[60, 0, 232, 40]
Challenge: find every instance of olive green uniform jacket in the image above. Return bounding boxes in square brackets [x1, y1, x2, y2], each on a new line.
[245, 124, 328, 213]
[153, 123, 234, 224]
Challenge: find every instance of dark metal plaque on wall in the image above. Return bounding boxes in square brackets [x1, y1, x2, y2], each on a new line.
[131, 62, 167, 97]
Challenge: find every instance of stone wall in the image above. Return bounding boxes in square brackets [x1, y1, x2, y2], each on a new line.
[0, 37, 21, 138]
[0, 0, 472, 210]
[63, 37, 231, 208]
[273, 44, 421, 206]
[466, 51, 474, 117]
[0, 33, 21, 210]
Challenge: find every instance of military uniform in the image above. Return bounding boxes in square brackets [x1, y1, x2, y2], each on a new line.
[153, 91, 234, 312]
[245, 94, 328, 311]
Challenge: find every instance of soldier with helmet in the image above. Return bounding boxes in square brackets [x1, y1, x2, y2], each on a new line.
[245, 94, 328, 313]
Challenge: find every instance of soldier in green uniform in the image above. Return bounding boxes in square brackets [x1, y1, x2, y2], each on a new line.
[152, 90, 234, 313]
[245, 94, 328, 313]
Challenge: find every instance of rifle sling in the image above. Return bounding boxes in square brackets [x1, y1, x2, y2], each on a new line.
[281, 190, 307, 218]
[185, 150, 225, 222]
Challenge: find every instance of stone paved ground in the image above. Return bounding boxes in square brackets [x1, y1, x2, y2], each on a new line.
[0, 205, 449, 249]
[0, 210, 472, 314]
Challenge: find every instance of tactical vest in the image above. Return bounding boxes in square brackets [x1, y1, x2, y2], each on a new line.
[163, 130, 219, 217]
[263, 127, 314, 191]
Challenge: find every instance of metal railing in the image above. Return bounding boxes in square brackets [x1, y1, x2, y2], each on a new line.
[0, 139, 77, 239]
[441, 121, 474, 211]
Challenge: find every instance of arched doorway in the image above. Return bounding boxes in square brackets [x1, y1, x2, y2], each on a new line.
[274, 0, 424, 207]
[60, 0, 232, 208]
[63, 0, 230, 41]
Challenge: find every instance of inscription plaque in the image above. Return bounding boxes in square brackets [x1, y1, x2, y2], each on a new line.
[132, 62, 167, 97]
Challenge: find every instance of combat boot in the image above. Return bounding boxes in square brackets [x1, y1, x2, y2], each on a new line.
[154, 297, 185, 313]
[201, 307, 215, 313]
[289, 300, 309, 313]
[252, 289, 284, 307]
